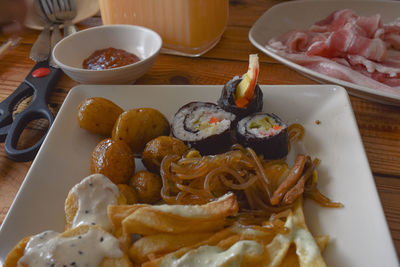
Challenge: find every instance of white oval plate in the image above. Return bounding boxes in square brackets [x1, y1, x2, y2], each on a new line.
[249, 0, 400, 105]
[24, 0, 99, 30]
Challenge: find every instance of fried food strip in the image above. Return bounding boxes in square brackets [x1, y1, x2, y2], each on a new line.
[281, 159, 319, 205]
[149, 240, 268, 267]
[280, 236, 329, 267]
[107, 204, 149, 246]
[109, 192, 238, 237]
[140, 221, 280, 267]
[4, 236, 31, 267]
[108, 204, 149, 230]
[270, 155, 309, 205]
[140, 199, 328, 267]
[141, 225, 246, 267]
[129, 232, 214, 263]
[121, 208, 228, 235]
[267, 198, 327, 267]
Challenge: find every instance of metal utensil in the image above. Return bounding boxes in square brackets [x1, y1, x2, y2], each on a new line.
[39, 0, 64, 67]
[39, 0, 63, 40]
[53, 0, 78, 37]
[29, 0, 51, 62]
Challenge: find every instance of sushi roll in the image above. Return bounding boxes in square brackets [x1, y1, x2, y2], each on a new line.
[217, 54, 263, 118]
[236, 113, 289, 159]
[172, 102, 236, 155]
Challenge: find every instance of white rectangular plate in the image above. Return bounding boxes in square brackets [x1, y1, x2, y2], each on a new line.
[0, 85, 398, 266]
[249, 0, 400, 105]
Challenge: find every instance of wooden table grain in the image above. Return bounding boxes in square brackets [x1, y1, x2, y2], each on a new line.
[1, 0, 400, 260]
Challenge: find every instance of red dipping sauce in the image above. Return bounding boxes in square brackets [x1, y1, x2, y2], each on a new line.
[83, 47, 140, 70]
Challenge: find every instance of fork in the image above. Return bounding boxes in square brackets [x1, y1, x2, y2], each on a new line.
[39, 0, 64, 67]
[39, 0, 62, 45]
[53, 0, 78, 37]
[29, 0, 52, 62]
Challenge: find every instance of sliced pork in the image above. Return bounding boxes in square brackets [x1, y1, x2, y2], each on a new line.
[266, 9, 400, 95]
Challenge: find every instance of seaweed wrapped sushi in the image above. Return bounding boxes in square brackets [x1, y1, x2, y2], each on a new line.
[236, 113, 289, 159]
[172, 102, 236, 155]
[217, 54, 263, 118]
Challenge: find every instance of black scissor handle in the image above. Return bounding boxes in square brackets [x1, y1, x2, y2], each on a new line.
[0, 84, 34, 141]
[4, 107, 54, 162]
[1, 60, 62, 161]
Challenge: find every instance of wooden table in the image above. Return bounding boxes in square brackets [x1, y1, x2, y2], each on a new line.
[0, 0, 399, 260]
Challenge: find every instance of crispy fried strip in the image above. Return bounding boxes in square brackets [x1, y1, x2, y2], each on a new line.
[281, 159, 319, 205]
[4, 236, 31, 267]
[129, 232, 214, 263]
[118, 193, 238, 236]
[141, 227, 238, 267]
[122, 208, 229, 235]
[267, 198, 327, 267]
[270, 155, 309, 205]
[108, 204, 149, 229]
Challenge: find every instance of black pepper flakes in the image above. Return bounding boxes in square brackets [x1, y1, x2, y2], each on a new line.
[85, 210, 89, 214]
[100, 236, 104, 242]
[40, 232, 47, 239]
[78, 250, 83, 255]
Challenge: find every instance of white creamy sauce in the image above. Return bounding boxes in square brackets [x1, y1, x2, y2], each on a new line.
[159, 240, 263, 267]
[18, 228, 122, 267]
[70, 174, 119, 231]
[151, 193, 231, 217]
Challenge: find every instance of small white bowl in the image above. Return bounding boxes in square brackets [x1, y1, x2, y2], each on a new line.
[52, 25, 162, 84]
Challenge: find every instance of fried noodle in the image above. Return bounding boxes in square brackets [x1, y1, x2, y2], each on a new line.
[160, 123, 342, 223]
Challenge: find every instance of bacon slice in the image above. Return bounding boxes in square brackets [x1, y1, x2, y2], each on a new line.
[266, 9, 400, 94]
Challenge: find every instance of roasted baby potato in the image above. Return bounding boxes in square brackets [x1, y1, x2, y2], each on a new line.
[112, 108, 170, 154]
[77, 97, 124, 136]
[142, 136, 188, 173]
[91, 138, 135, 184]
[129, 171, 162, 204]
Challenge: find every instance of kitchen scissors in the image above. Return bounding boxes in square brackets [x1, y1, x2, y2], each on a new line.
[0, 60, 61, 162]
